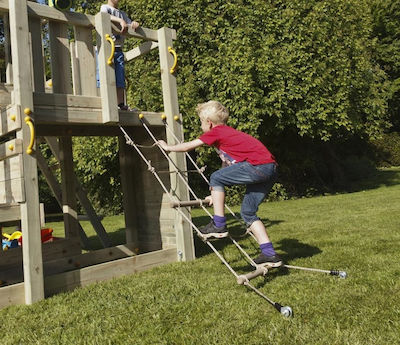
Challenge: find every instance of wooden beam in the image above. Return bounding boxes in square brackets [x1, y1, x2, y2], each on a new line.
[33, 93, 102, 108]
[119, 136, 139, 247]
[1, 1, 93, 28]
[125, 41, 159, 62]
[44, 137, 111, 248]
[35, 148, 90, 249]
[9, 0, 44, 304]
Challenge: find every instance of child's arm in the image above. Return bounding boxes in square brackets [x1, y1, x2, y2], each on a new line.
[157, 139, 204, 152]
[109, 15, 129, 34]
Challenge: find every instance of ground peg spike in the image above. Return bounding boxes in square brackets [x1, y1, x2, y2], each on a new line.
[274, 303, 293, 318]
[330, 270, 347, 279]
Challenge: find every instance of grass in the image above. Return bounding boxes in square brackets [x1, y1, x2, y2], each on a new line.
[0, 167, 400, 344]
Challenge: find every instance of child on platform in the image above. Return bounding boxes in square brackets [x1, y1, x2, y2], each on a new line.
[100, 0, 139, 110]
[157, 101, 282, 267]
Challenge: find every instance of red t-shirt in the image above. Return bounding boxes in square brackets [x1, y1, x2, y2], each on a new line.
[199, 125, 276, 165]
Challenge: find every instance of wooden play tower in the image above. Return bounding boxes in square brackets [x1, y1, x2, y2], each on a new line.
[0, 0, 195, 308]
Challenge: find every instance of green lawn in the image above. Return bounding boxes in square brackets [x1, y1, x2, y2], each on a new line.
[0, 168, 399, 345]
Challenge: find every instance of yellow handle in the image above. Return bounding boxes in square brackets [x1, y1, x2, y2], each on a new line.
[3, 231, 22, 241]
[168, 46, 178, 74]
[105, 34, 115, 66]
[25, 116, 35, 155]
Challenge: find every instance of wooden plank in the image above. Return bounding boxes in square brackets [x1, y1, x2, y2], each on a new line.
[0, 104, 22, 137]
[125, 41, 159, 62]
[74, 26, 97, 96]
[33, 92, 101, 108]
[29, 16, 45, 93]
[70, 41, 82, 96]
[0, 155, 23, 182]
[44, 248, 177, 296]
[0, 282, 25, 309]
[9, 0, 44, 304]
[0, 178, 25, 204]
[0, 139, 23, 161]
[95, 12, 118, 123]
[158, 27, 194, 262]
[0, 238, 81, 269]
[0, 204, 20, 223]
[43, 243, 138, 276]
[49, 22, 72, 95]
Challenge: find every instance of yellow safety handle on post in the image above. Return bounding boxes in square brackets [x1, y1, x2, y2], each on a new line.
[168, 46, 178, 74]
[105, 34, 115, 66]
[24, 109, 34, 155]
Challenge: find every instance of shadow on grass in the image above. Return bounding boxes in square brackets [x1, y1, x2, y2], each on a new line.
[193, 214, 284, 259]
[337, 168, 400, 194]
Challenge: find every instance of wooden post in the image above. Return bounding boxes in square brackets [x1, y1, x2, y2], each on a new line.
[48, 21, 80, 243]
[118, 135, 139, 248]
[9, 0, 44, 304]
[95, 12, 118, 123]
[158, 27, 195, 262]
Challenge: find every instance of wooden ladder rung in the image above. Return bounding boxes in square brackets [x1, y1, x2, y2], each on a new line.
[169, 199, 208, 208]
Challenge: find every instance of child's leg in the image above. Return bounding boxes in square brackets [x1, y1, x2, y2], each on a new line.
[211, 189, 225, 217]
[114, 50, 126, 107]
[117, 87, 125, 106]
[249, 219, 270, 243]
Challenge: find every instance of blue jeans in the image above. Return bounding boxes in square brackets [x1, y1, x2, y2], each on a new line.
[96, 49, 125, 88]
[114, 50, 125, 88]
[210, 162, 277, 226]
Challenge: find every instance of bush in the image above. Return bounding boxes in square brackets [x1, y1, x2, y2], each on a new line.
[65, 0, 391, 211]
[370, 132, 400, 167]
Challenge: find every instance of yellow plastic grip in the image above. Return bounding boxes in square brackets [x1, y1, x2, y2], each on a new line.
[105, 34, 115, 66]
[168, 46, 178, 74]
[25, 116, 34, 155]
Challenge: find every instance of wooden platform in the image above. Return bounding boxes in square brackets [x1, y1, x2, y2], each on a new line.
[0, 89, 166, 136]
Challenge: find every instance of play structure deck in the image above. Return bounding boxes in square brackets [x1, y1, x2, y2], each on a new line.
[0, 0, 194, 308]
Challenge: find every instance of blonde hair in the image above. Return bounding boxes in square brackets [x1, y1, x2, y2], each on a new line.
[196, 100, 229, 124]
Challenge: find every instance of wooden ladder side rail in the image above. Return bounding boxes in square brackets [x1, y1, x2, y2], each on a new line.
[157, 27, 195, 262]
[35, 149, 91, 250]
[44, 137, 111, 248]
